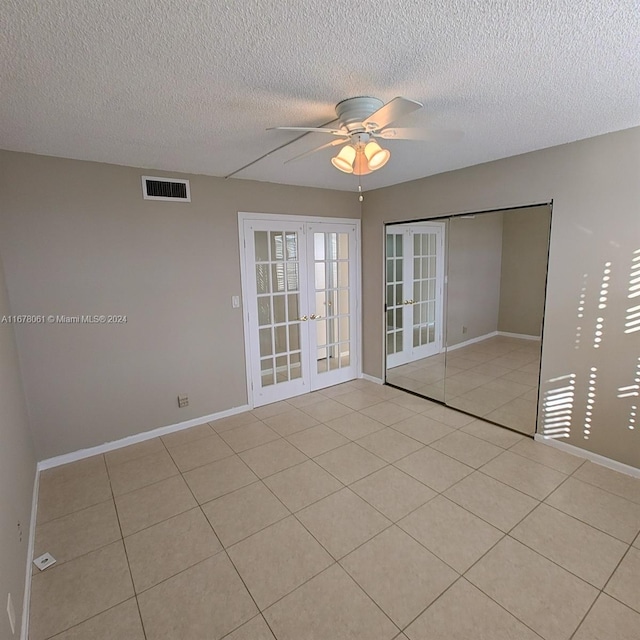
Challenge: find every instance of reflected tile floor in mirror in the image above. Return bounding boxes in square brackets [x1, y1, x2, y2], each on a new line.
[387, 336, 540, 434]
[28, 380, 640, 640]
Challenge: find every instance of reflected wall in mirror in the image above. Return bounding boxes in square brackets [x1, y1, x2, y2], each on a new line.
[385, 204, 551, 436]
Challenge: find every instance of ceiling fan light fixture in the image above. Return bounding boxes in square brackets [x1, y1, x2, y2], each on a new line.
[364, 140, 390, 170]
[331, 144, 356, 173]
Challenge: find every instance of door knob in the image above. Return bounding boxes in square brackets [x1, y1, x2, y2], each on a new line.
[298, 315, 308, 321]
[310, 314, 322, 320]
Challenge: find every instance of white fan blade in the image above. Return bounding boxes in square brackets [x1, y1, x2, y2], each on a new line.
[375, 128, 464, 142]
[269, 126, 347, 136]
[284, 138, 348, 164]
[362, 97, 423, 131]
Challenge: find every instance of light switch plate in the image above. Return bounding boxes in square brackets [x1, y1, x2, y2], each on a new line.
[232, 295, 240, 308]
[33, 552, 57, 571]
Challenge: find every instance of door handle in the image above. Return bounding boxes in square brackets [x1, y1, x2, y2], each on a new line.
[403, 299, 415, 305]
[310, 314, 322, 320]
[298, 315, 308, 321]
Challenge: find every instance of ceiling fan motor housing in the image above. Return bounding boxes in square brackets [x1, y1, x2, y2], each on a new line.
[335, 96, 384, 133]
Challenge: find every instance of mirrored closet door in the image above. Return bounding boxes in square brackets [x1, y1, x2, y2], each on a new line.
[384, 204, 551, 435]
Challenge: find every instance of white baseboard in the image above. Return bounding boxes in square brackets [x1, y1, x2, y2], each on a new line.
[534, 434, 640, 478]
[497, 331, 541, 341]
[360, 373, 383, 385]
[20, 467, 39, 640]
[447, 331, 498, 352]
[37, 404, 252, 471]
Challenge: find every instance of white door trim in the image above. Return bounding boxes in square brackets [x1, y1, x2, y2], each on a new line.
[238, 212, 362, 407]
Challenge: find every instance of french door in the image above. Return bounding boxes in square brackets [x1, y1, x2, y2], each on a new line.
[242, 217, 359, 406]
[386, 223, 445, 368]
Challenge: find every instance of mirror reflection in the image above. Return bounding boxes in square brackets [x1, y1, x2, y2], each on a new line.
[385, 205, 551, 435]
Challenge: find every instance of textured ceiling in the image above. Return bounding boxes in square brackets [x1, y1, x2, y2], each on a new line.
[1, 0, 639, 191]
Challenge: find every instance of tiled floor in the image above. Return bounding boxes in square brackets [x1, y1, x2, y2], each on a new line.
[387, 335, 541, 433]
[29, 380, 640, 640]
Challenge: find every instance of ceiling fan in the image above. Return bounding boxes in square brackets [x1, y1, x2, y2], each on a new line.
[269, 96, 457, 176]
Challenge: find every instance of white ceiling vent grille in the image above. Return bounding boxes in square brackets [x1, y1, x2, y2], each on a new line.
[142, 176, 191, 202]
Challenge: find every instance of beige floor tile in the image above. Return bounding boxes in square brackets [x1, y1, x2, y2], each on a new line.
[573, 461, 640, 505]
[404, 578, 540, 640]
[300, 397, 355, 422]
[430, 431, 503, 468]
[227, 516, 333, 609]
[39, 454, 107, 487]
[263, 407, 319, 436]
[104, 438, 166, 469]
[509, 438, 585, 474]
[108, 449, 179, 496]
[466, 537, 597, 640]
[545, 477, 640, 543]
[264, 564, 399, 640]
[356, 428, 424, 463]
[573, 593, 640, 640]
[220, 421, 280, 453]
[314, 442, 387, 484]
[359, 401, 416, 426]
[468, 362, 513, 378]
[202, 482, 289, 547]
[480, 450, 567, 499]
[395, 447, 474, 493]
[160, 423, 215, 448]
[325, 412, 386, 440]
[251, 400, 292, 420]
[183, 455, 258, 504]
[334, 390, 385, 410]
[389, 393, 440, 413]
[50, 598, 145, 640]
[209, 411, 261, 433]
[137, 553, 257, 640]
[29, 541, 134, 640]
[399, 496, 503, 573]
[115, 474, 197, 536]
[501, 368, 539, 386]
[484, 398, 536, 434]
[286, 424, 349, 457]
[421, 405, 475, 427]
[297, 488, 391, 559]
[390, 414, 454, 445]
[460, 419, 524, 448]
[239, 438, 307, 478]
[34, 500, 121, 566]
[604, 547, 640, 613]
[350, 466, 436, 522]
[263, 460, 343, 512]
[223, 614, 276, 639]
[264, 405, 319, 436]
[511, 503, 628, 588]
[444, 471, 537, 532]
[286, 390, 326, 408]
[124, 508, 222, 593]
[37, 469, 113, 524]
[341, 526, 457, 627]
[448, 388, 512, 416]
[166, 433, 234, 472]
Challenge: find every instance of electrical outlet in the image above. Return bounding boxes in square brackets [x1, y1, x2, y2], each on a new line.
[177, 394, 189, 408]
[462, 325, 468, 334]
[232, 295, 240, 308]
[33, 552, 57, 571]
[7, 593, 16, 635]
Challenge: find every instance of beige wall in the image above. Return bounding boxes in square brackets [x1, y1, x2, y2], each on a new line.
[447, 212, 503, 346]
[498, 205, 551, 336]
[363, 127, 640, 468]
[0, 151, 359, 459]
[0, 254, 36, 638]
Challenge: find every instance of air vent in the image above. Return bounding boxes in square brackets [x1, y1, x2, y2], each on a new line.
[142, 176, 191, 202]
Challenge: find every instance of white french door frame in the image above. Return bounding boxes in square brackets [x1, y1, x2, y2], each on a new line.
[239, 212, 362, 408]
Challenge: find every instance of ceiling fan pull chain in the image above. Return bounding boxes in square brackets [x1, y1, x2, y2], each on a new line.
[358, 180, 363, 202]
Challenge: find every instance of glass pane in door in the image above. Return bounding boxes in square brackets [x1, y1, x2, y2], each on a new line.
[314, 232, 351, 375]
[255, 230, 302, 388]
[385, 231, 404, 356]
[412, 231, 438, 348]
